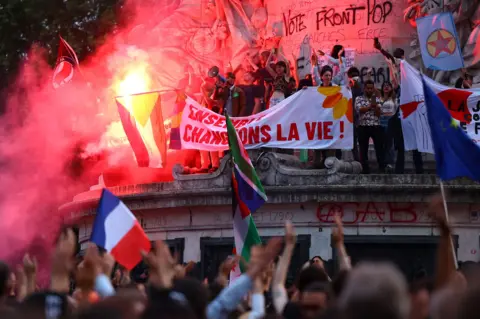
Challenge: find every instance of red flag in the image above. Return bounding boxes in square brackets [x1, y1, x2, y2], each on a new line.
[52, 36, 80, 89]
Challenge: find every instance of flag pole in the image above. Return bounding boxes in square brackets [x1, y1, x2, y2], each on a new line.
[115, 89, 176, 99]
[439, 180, 458, 269]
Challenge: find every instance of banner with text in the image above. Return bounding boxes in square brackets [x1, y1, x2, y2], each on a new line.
[180, 86, 353, 151]
[400, 61, 480, 154]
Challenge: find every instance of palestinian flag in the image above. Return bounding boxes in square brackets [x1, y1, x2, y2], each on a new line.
[53, 36, 80, 89]
[226, 114, 266, 281]
[116, 92, 167, 168]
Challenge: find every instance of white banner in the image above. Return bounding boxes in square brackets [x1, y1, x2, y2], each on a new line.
[400, 61, 480, 154]
[180, 86, 353, 151]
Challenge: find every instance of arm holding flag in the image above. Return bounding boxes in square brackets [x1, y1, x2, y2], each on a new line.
[91, 189, 151, 271]
[225, 113, 267, 281]
[428, 194, 457, 290]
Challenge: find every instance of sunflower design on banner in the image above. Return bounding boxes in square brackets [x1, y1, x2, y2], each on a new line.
[317, 86, 353, 123]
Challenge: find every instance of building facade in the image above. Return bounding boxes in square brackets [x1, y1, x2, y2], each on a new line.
[60, 152, 480, 281]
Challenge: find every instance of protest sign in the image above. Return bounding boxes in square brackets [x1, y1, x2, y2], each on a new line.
[400, 61, 480, 154]
[180, 86, 353, 151]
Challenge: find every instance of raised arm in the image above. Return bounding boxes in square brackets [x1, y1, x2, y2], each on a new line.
[272, 222, 296, 314]
[23, 254, 38, 297]
[277, 51, 291, 78]
[332, 214, 351, 271]
[207, 238, 283, 319]
[265, 49, 276, 77]
[245, 53, 260, 71]
[50, 228, 76, 294]
[325, 54, 340, 65]
[15, 266, 27, 302]
[333, 48, 348, 85]
[374, 41, 396, 64]
[385, 58, 399, 89]
[429, 194, 457, 290]
[311, 50, 321, 86]
[316, 48, 343, 66]
[248, 276, 266, 319]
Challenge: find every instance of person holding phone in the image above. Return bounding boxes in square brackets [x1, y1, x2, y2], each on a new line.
[354, 80, 386, 174]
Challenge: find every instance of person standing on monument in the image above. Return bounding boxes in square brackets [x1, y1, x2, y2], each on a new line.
[355, 79, 386, 174]
[265, 48, 294, 107]
[313, 66, 342, 169]
[374, 40, 424, 174]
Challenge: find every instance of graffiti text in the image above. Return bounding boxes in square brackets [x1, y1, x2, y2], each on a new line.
[316, 202, 432, 224]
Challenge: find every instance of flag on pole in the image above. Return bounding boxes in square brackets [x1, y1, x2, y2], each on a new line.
[226, 114, 267, 281]
[91, 189, 151, 270]
[416, 13, 464, 71]
[169, 91, 186, 150]
[53, 36, 80, 89]
[116, 92, 167, 168]
[422, 77, 480, 181]
[399, 61, 479, 154]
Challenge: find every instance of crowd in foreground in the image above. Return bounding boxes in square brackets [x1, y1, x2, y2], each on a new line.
[0, 194, 478, 319]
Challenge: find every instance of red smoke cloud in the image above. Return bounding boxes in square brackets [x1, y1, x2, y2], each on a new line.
[0, 0, 209, 276]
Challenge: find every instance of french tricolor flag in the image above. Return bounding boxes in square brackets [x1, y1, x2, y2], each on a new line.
[91, 189, 151, 270]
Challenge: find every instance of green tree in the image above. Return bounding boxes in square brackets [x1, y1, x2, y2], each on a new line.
[0, 0, 123, 90]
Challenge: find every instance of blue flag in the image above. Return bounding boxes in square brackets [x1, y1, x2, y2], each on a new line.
[422, 77, 480, 181]
[416, 13, 464, 71]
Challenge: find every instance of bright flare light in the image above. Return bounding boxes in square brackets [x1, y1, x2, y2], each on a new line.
[96, 61, 154, 154]
[116, 63, 152, 113]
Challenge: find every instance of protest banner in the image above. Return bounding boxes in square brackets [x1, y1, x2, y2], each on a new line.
[180, 86, 353, 151]
[400, 61, 480, 154]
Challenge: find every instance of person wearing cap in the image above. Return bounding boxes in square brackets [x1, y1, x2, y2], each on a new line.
[212, 72, 246, 117]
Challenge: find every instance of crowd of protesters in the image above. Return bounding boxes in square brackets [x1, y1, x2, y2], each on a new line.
[179, 39, 436, 175]
[0, 193, 478, 319]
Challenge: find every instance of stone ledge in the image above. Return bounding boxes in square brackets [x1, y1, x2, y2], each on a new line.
[59, 151, 480, 215]
[60, 180, 480, 217]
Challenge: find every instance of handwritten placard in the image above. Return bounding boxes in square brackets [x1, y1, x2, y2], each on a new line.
[269, 0, 412, 83]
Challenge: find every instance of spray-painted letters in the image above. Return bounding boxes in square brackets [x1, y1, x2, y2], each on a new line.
[316, 202, 432, 224]
[317, 0, 391, 27]
[284, 10, 307, 36]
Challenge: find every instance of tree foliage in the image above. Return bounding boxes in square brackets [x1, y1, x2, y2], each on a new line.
[0, 0, 123, 89]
